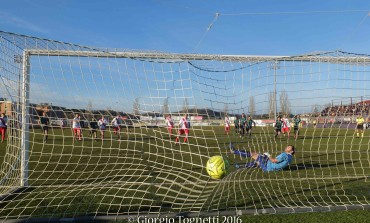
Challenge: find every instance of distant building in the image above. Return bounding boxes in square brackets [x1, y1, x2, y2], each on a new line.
[0, 98, 13, 116]
[357, 100, 370, 105]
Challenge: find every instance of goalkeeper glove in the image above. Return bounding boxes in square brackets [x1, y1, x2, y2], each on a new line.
[263, 152, 271, 158]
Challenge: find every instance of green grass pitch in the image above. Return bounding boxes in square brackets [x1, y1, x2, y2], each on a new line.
[0, 125, 369, 221]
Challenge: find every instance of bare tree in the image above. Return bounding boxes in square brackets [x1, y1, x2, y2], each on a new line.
[86, 100, 93, 120]
[249, 96, 256, 117]
[312, 104, 320, 114]
[182, 98, 189, 112]
[223, 103, 229, 116]
[162, 97, 170, 115]
[133, 97, 140, 115]
[279, 90, 291, 116]
[268, 91, 276, 119]
[323, 103, 332, 116]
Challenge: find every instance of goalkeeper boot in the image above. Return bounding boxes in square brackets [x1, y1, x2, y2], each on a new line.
[244, 161, 256, 168]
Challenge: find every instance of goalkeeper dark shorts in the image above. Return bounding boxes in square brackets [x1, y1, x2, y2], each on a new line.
[256, 154, 269, 171]
[41, 126, 49, 132]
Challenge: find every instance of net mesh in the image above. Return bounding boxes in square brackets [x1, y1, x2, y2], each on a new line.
[0, 31, 369, 220]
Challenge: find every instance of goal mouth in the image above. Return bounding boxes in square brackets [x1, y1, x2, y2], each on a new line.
[0, 30, 370, 221]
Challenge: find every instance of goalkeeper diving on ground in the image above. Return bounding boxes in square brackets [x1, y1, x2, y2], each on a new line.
[228, 143, 296, 171]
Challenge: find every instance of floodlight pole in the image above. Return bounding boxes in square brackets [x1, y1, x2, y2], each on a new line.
[20, 51, 30, 187]
[271, 61, 280, 121]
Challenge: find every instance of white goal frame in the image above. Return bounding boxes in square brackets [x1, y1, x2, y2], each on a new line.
[12, 48, 370, 222]
[19, 49, 370, 187]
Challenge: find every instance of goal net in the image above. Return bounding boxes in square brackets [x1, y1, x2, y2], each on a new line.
[0, 31, 369, 221]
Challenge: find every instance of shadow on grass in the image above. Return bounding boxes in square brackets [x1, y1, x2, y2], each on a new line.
[0, 186, 36, 209]
[289, 160, 358, 171]
[302, 152, 344, 159]
[205, 174, 367, 212]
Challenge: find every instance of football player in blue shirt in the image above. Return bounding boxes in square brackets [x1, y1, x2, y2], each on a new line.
[229, 143, 295, 171]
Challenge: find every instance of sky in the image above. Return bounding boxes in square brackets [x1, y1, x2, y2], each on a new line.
[1, 0, 370, 55]
[1, 0, 370, 115]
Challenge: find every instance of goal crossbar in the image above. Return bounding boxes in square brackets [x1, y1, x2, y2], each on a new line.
[25, 49, 370, 64]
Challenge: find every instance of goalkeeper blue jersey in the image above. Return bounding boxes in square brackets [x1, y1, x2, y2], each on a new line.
[266, 152, 293, 171]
